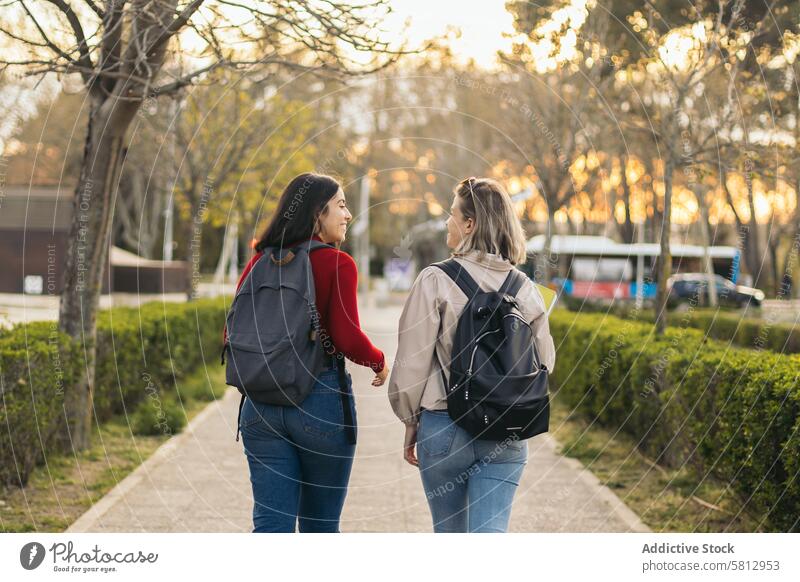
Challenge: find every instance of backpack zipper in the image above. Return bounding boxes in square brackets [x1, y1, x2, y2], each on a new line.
[463, 313, 536, 399]
[473, 314, 544, 376]
[503, 312, 531, 327]
[467, 328, 502, 375]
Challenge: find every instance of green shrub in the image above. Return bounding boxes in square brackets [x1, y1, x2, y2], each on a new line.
[92, 298, 228, 420]
[688, 310, 800, 354]
[0, 298, 228, 488]
[562, 302, 800, 355]
[0, 322, 80, 487]
[130, 396, 187, 436]
[178, 373, 227, 402]
[549, 310, 800, 531]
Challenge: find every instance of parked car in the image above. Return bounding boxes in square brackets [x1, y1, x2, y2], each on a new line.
[667, 273, 765, 308]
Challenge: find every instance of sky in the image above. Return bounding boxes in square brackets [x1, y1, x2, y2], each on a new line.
[0, 1, 522, 149]
[380, 0, 518, 68]
[377, 0, 593, 73]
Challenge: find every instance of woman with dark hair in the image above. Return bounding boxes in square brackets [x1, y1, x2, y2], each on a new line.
[232, 172, 388, 532]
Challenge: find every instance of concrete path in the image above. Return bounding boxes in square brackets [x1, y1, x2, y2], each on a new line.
[68, 305, 649, 533]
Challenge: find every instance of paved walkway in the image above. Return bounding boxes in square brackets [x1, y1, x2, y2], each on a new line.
[68, 304, 649, 533]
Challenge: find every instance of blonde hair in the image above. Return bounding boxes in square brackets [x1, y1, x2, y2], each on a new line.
[452, 177, 528, 265]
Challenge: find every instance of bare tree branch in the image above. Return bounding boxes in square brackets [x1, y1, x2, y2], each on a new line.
[148, 60, 226, 96]
[18, 0, 76, 64]
[147, 0, 206, 54]
[97, 0, 126, 95]
[83, 0, 105, 18]
[42, 0, 95, 80]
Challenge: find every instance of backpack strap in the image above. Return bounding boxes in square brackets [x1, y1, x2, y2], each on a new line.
[335, 355, 357, 445]
[307, 240, 335, 253]
[433, 259, 480, 299]
[235, 393, 245, 442]
[267, 240, 334, 265]
[499, 268, 526, 298]
[303, 241, 355, 445]
[498, 269, 546, 370]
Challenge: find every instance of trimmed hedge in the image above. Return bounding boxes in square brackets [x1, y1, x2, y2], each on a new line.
[0, 298, 228, 487]
[685, 310, 800, 354]
[549, 310, 800, 532]
[564, 301, 800, 355]
[93, 299, 227, 418]
[0, 321, 79, 487]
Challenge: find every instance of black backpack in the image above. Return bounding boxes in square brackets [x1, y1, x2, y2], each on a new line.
[434, 259, 549, 441]
[222, 241, 355, 444]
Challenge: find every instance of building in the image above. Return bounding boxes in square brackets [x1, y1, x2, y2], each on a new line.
[0, 185, 188, 295]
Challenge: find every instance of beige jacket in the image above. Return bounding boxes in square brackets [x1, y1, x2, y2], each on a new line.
[388, 250, 556, 426]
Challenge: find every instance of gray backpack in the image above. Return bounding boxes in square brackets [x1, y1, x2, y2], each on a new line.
[222, 241, 354, 443]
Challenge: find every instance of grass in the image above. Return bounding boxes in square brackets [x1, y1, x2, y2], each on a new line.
[0, 366, 227, 533]
[549, 392, 764, 533]
[0, 361, 765, 533]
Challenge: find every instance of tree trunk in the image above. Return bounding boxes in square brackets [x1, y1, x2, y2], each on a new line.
[540, 201, 557, 283]
[694, 184, 718, 307]
[51, 0, 199, 453]
[649, 164, 661, 247]
[116, 167, 163, 258]
[778, 178, 800, 299]
[618, 153, 635, 244]
[767, 233, 780, 298]
[655, 157, 674, 335]
[744, 167, 763, 288]
[58, 97, 137, 450]
[720, 165, 758, 288]
[213, 217, 239, 284]
[184, 213, 203, 301]
[178, 177, 210, 301]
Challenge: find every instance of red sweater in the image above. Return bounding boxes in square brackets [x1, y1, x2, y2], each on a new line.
[228, 238, 385, 372]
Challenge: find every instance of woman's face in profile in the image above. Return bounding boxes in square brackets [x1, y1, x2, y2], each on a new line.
[317, 188, 352, 244]
[446, 195, 473, 250]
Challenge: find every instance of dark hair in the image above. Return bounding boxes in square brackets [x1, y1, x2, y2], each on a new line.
[255, 173, 341, 251]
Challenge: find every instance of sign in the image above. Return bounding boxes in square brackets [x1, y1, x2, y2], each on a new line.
[23, 275, 44, 295]
[385, 259, 415, 291]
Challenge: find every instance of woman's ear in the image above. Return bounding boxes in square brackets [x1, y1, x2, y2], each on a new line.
[465, 218, 474, 234]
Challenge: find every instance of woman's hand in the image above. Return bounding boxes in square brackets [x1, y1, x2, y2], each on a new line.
[403, 423, 419, 466]
[372, 364, 389, 387]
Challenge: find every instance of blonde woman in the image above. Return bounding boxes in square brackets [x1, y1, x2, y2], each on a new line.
[388, 177, 556, 533]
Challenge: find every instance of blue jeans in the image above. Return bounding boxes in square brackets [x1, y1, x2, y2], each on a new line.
[240, 367, 356, 532]
[417, 409, 528, 533]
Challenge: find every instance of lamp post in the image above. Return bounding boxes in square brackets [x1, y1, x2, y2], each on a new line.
[635, 220, 645, 310]
[163, 99, 178, 262]
[353, 174, 371, 296]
